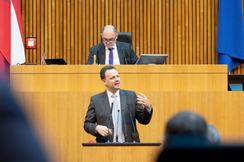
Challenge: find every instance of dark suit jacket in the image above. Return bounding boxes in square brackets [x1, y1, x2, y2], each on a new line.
[86, 41, 138, 64]
[84, 90, 153, 142]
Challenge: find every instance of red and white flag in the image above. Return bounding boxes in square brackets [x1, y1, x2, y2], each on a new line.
[0, 0, 25, 83]
[11, 0, 25, 65]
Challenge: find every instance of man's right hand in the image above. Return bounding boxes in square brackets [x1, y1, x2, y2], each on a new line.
[95, 125, 112, 137]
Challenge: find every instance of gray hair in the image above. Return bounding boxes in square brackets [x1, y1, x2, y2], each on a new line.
[101, 26, 117, 34]
[207, 124, 221, 145]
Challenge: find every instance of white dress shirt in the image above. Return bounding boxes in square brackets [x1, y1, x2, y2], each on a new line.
[106, 89, 121, 111]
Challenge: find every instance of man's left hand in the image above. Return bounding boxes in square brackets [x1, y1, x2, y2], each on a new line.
[137, 92, 151, 109]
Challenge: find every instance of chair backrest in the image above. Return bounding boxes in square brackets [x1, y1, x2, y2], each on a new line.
[116, 32, 132, 46]
[101, 32, 132, 46]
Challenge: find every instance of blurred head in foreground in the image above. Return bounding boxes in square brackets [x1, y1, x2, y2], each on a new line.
[207, 123, 221, 146]
[163, 111, 208, 149]
[0, 78, 47, 161]
[158, 111, 237, 162]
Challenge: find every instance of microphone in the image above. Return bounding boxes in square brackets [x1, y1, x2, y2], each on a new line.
[122, 110, 127, 143]
[124, 54, 128, 64]
[115, 109, 120, 143]
[121, 49, 128, 64]
[127, 103, 137, 143]
[107, 102, 113, 143]
[124, 55, 128, 64]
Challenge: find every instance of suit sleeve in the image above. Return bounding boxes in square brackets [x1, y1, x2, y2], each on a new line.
[132, 92, 153, 124]
[86, 48, 95, 64]
[127, 45, 138, 64]
[84, 97, 98, 136]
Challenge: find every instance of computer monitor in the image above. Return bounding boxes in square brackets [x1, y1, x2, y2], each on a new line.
[44, 58, 67, 65]
[135, 54, 168, 65]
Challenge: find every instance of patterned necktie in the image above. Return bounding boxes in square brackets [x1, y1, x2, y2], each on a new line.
[108, 48, 114, 65]
[112, 94, 123, 142]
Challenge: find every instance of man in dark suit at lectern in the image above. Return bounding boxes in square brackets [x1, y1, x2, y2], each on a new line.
[86, 25, 138, 65]
[84, 66, 153, 142]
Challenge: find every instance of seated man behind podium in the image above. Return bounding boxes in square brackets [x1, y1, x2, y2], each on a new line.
[84, 66, 153, 142]
[86, 25, 138, 65]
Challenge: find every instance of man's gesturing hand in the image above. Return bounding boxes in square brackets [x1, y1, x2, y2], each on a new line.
[137, 92, 151, 109]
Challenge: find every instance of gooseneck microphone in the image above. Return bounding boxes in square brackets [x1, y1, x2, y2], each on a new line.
[127, 103, 137, 143]
[124, 56, 128, 64]
[115, 110, 120, 143]
[107, 102, 113, 143]
[122, 110, 127, 143]
[123, 51, 128, 64]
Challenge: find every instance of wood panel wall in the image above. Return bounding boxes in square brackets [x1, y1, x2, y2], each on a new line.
[10, 65, 227, 92]
[15, 91, 244, 162]
[20, 0, 244, 74]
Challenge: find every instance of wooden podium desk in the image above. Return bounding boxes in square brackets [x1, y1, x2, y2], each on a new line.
[10, 65, 227, 91]
[81, 143, 161, 162]
[15, 90, 244, 162]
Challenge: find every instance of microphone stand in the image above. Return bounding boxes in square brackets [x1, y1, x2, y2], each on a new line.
[115, 110, 120, 143]
[122, 110, 127, 143]
[127, 103, 137, 143]
[124, 56, 128, 64]
[123, 52, 128, 64]
[107, 102, 113, 143]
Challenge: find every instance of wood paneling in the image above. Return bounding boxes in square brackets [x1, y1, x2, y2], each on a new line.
[20, 0, 244, 73]
[10, 65, 227, 92]
[15, 91, 244, 162]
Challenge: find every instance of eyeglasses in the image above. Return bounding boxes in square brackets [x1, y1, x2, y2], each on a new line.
[102, 37, 116, 43]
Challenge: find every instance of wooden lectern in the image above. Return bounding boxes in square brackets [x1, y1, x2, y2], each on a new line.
[10, 65, 227, 92]
[10, 64, 236, 162]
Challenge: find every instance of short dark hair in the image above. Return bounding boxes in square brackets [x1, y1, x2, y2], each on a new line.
[165, 111, 207, 137]
[100, 66, 117, 80]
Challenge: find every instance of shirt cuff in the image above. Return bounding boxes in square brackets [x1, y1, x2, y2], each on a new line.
[146, 105, 152, 114]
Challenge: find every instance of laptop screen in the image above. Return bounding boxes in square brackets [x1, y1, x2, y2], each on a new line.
[135, 54, 168, 65]
[44, 58, 67, 65]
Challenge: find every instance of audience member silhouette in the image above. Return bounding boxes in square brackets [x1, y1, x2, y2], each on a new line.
[163, 111, 209, 149]
[157, 111, 243, 162]
[0, 79, 47, 161]
[207, 123, 221, 145]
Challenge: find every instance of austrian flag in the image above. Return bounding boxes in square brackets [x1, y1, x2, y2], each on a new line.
[0, 0, 25, 82]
